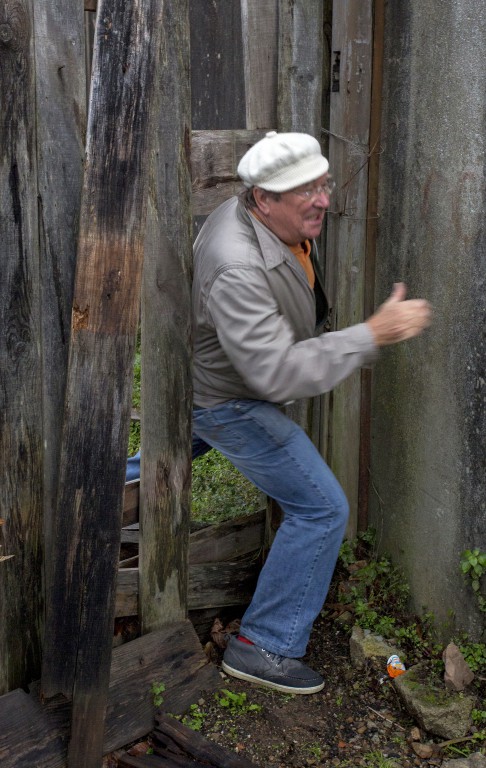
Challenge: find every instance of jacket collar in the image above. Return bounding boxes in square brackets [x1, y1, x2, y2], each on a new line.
[237, 198, 295, 270]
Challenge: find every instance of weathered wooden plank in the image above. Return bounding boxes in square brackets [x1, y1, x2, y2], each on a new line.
[0, 0, 43, 696]
[104, 622, 222, 751]
[241, 0, 278, 129]
[358, 0, 385, 530]
[192, 182, 244, 216]
[325, 1, 373, 536]
[116, 568, 139, 616]
[191, 129, 270, 214]
[150, 713, 258, 767]
[118, 756, 184, 768]
[122, 511, 265, 554]
[0, 689, 69, 768]
[276, 0, 325, 465]
[191, 130, 269, 187]
[115, 555, 260, 617]
[121, 524, 140, 545]
[189, 0, 245, 131]
[116, 513, 265, 617]
[40, 0, 162, 764]
[123, 480, 140, 526]
[34, 0, 86, 580]
[277, 0, 324, 136]
[84, 7, 96, 103]
[188, 556, 260, 610]
[0, 623, 221, 767]
[189, 510, 265, 564]
[139, 0, 192, 633]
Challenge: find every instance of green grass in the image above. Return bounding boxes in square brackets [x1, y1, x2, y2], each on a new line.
[192, 451, 263, 524]
[128, 337, 263, 523]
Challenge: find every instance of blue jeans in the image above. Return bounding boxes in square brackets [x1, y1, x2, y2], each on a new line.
[125, 434, 211, 481]
[192, 399, 349, 658]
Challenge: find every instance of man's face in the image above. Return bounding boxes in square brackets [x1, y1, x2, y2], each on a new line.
[255, 174, 331, 245]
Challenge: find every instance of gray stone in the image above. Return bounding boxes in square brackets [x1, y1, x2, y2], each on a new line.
[394, 663, 475, 739]
[442, 754, 486, 768]
[349, 625, 400, 669]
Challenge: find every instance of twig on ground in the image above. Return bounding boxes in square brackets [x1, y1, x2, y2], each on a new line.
[367, 706, 406, 730]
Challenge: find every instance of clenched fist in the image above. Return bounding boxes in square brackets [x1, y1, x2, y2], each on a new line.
[366, 283, 432, 346]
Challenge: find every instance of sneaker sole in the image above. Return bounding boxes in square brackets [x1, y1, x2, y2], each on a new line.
[221, 660, 324, 695]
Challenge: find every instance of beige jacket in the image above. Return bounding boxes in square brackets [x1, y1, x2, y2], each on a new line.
[192, 197, 377, 407]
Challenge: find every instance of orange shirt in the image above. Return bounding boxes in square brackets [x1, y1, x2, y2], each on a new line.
[289, 240, 314, 288]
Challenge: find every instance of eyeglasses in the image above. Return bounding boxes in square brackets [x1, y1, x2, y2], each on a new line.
[292, 179, 336, 200]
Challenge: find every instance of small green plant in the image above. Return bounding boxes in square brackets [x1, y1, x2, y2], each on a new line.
[181, 703, 207, 731]
[363, 750, 399, 767]
[151, 681, 165, 708]
[454, 637, 486, 674]
[304, 741, 323, 758]
[460, 549, 486, 613]
[472, 708, 486, 726]
[215, 688, 262, 715]
[443, 728, 486, 758]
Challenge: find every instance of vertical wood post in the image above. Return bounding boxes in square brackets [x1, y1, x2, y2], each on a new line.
[277, 0, 324, 440]
[34, 0, 86, 583]
[358, 0, 385, 531]
[0, 0, 43, 695]
[40, 0, 161, 764]
[325, 1, 373, 536]
[241, 0, 278, 129]
[278, 0, 324, 136]
[139, 0, 193, 633]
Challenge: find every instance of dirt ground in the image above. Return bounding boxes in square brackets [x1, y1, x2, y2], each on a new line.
[111, 610, 484, 768]
[190, 616, 445, 768]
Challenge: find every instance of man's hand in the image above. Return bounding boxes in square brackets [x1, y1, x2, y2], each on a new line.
[366, 283, 432, 346]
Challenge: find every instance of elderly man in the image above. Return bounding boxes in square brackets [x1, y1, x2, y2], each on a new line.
[191, 131, 431, 694]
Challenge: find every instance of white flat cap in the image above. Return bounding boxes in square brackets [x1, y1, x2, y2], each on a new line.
[237, 131, 329, 192]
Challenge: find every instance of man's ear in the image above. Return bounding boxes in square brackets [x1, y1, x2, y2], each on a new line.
[253, 187, 271, 215]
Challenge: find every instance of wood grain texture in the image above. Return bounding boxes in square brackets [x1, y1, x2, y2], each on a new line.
[278, 0, 324, 136]
[277, 0, 324, 441]
[139, 0, 193, 632]
[115, 555, 261, 616]
[189, 0, 245, 131]
[0, 622, 221, 766]
[358, 0, 385, 530]
[0, 0, 43, 695]
[189, 511, 265, 565]
[241, 0, 278, 129]
[34, 0, 86, 582]
[325, 1, 373, 536]
[40, 0, 161, 763]
[191, 129, 270, 214]
[148, 712, 258, 767]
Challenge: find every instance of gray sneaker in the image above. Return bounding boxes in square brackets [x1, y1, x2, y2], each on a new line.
[222, 636, 324, 694]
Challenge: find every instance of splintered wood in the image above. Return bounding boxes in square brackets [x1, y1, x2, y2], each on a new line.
[117, 713, 257, 768]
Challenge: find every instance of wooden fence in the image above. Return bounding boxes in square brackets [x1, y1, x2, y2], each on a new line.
[0, 0, 380, 764]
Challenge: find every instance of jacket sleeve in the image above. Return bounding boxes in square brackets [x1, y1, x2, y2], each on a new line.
[206, 266, 378, 403]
